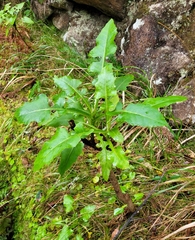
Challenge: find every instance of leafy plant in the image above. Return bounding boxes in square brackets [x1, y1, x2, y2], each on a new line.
[15, 19, 186, 213]
[0, 2, 34, 36]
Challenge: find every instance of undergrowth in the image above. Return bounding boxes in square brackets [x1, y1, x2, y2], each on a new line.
[1, 3, 195, 240]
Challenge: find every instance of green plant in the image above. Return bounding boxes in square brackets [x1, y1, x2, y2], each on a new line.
[0, 2, 34, 36]
[15, 19, 186, 214]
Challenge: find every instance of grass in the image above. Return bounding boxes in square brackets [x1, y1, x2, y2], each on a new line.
[1, 16, 195, 240]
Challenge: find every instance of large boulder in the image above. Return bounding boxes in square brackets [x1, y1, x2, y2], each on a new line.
[70, 0, 127, 20]
[121, 15, 193, 95]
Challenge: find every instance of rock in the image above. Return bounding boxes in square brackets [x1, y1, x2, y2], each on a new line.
[31, 0, 53, 20]
[52, 11, 70, 31]
[70, 0, 127, 20]
[49, 0, 73, 11]
[62, 10, 109, 53]
[172, 79, 195, 125]
[149, 0, 195, 29]
[121, 15, 193, 94]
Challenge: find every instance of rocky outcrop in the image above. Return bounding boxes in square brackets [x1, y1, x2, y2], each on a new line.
[71, 0, 127, 20]
[121, 15, 193, 94]
[62, 10, 109, 53]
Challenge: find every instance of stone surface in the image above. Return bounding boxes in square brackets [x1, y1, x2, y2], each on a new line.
[70, 0, 127, 19]
[172, 79, 195, 125]
[52, 11, 70, 31]
[62, 10, 109, 53]
[31, 0, 53, 20]
[121, 15, 193, 94]
[49, 0, 73, 11]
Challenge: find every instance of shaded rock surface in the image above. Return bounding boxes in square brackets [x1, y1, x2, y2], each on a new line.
[71, 0, 127, 20]
[172, 79, 195, 125]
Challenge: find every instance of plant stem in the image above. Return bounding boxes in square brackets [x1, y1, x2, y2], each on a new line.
[109, 170, 135, 213]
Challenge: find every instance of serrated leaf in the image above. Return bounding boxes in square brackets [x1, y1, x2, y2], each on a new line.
[80, 205, 96, 222]
[88, 61, 102, 74]
[143, 96, 187, 108]
[54, 76, 91, 112]
[58, 225, 73, 240]
[109, 95, 119, 111]
[97, 149, 113, 181]
[111, 146, 129, 169]
[46, 111, 73, 127]
[117, 103, 168, 127]
[89, 19, 117, 59]
[115, 74, 134, 91]
[95, 65, 117, 100]
[15, 94, 51, 124]
[88, 19, 117, 72]
[63, 195, 74, 213]
[53, 92, 66, 107]
[54, 75, 81, 96]
[33, 128, 81, 171]
[108, 128, 124, 143]
[59, 142, 83, 176]
[96, 136, 113, 181]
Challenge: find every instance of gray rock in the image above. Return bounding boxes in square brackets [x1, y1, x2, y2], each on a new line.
[121, 15, 193, 94]
[52, 11, 70, 31]
[70, 0, 127, 20]
[31, 0, 53, 20]
[172, 79, 195, 125]
[62, 10, 109, 53]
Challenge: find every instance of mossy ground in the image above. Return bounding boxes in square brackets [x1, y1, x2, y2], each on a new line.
[1, 17, 195, 240]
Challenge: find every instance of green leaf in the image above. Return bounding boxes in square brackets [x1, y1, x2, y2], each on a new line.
[54, 76, 92, 112]
[46, 112, 73, 127]
[97, 148, 113, 181]
[89, 19, 117, 59]
[33, 128, 81, 171]
[115, 74, 134, 91]
[59, 142, 83, 176]
[22, 16, 34, 24]
[96, 136, 113, 181]
[80, 205, 96, 222]
[108, 128, 124, 143]
[143, 96, 187, 108]
[15, 94, 51, 124]
[63, 195, 74, 213]
[117, 103, 168, 127]
[88, 19, 117, 72]
[58, 225, 73, 240]
[95, 65, 117, 101]
[53, 92, 66, 107]
[110, 146, 129, 169]
[75, 235, 84, 240]
[108, 95, 119, 111]
[54, 75, 81, 96]
[133, 193, 144, 201]
[114, 205, 126, 216]
[95, 65, 119, 111]
[88, 61, 103, 74]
